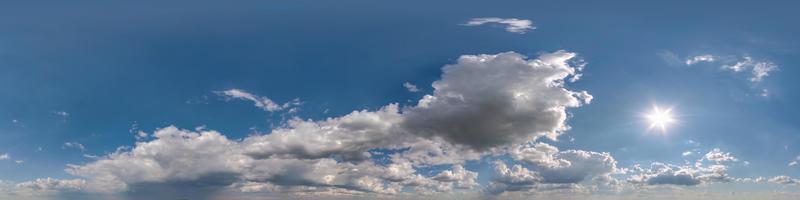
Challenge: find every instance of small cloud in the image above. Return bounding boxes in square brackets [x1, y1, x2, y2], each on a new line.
[53, 111, 69, 118]
[789, 156, 800, 167]
[0, 153, 9, 160]
[215, 89, 300, 112]
[463, 17, 535, 33]
[403, 82, 420, 92]
[760, 89, 769, 97]
[750, 61, 778, 82]
[685, 54, 715, 65]
[682, 151, 693, 156]
[15, 160, 24, 164]
[63, 142, 86, 152]
[10, 119, 24, 127]
[721, 56, 778, 82]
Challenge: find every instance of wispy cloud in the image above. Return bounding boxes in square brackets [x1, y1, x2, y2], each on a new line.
[685, 54, 715, 65]
[463, 17, 535, 33]
[403, 82, 419, 92]
[215, 89, 300, 112]
[62, 142, 85, 152]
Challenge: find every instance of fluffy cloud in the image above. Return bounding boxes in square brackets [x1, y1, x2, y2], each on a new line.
[0, 153, 8, 160]
[703, 148, 738, 163]
[628, 149, 739, 186]
[215, 89, 300, 112]
[242, 104, 410, 161]
[402, 51, 590, 150]
[11, 50, 595, 198]
[510, 143, 617, 184]
[15, 178, 87, 193]
[488, 143, 618, 195]
[685, 55, 715, 65]
[769, 176, 798, 185]
[463, 18, 535, 33]
[431, 165, 479, 189]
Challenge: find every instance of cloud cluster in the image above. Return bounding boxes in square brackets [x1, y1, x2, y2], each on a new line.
[769, 176, 798, 185]
[463, 18, 535, 33]
[488, 143, 618, 194]
[683, 54, 778, 84]
[720, 56, 778, 82]
[628, 149, 739, 186]
[40, 50, 587, 198]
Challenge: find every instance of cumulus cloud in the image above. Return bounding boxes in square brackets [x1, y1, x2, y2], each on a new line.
[61, 126, 482, 197]
[402, 51, 590, 150]
[215, 89, 300, 112]
[488, 143, 618, 195]
[431, 165, 479, 189]
[769, 176, 798, 185]
[403, 82, 420, 92]
[488, 161, 542, 194]
[15, 178, 87, 193]
[11, 50, 595, 198]
[703, 148, 738, 163]
[685, 54, 715, 65]
[463, 17, 535, 33]
[628, 149, 739, 186]
[628, 163, 733, 186]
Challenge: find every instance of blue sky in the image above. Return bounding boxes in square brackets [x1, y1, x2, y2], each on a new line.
[1, 0, 800, 199]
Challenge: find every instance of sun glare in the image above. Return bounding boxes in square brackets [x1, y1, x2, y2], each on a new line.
[645, 105, 675, 132]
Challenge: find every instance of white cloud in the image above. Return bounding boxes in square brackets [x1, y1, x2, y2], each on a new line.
[0, 153, 9, 160]
[402, 51, 590, 150]
[463, 17, 535, 33]
[63, 142, 86, 152]
[488, 161, 542, 194]
[750, 61, 778, 82]
[628, 162, 733, 186]
[215, 89, 300, 112]
[704, 148, 738, 163]
[685, 54, 715, 65]
[769, 176, 798, 185]
[403, 82, 420, 92]
[15, 178, 87, 193]
[629, 149, 740, 186]
[15, 160, 23, 164]
[63, 126, 482, 196]
[722, 56, 753, 72]
[721, 56, 778, 82]
[15, 50, 596, 197]
[53, 111, 69, 118]
[788, 156, 800, 167]
[682, 151, 693, 156]
[489, 143, 618, 195]
[431, 165, 479, 189]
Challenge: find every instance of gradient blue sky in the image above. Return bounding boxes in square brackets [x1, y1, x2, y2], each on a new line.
[1, 0, 799, 199]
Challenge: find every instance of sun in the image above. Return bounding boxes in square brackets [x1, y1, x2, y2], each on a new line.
[645, 105, 675, 132]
